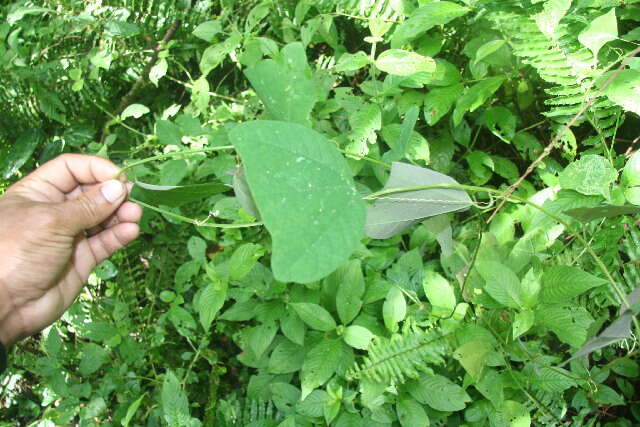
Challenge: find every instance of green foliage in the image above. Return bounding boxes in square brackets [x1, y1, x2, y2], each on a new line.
[3, 0, 640, 425]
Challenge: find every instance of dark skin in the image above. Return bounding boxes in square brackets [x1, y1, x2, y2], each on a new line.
[0, 154, 142, 347]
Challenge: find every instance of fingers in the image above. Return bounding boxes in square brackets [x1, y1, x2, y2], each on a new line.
[25, 154, 124, 194]
[87, 223, 140, 268]
[57, 180, 127, 234]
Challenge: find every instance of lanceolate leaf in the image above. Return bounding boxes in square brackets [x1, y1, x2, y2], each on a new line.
[365, 162, 472, 239]
[540, 265, 607, 303]
[375, 50, 436, 76]
[564, 204, 640, 221]
[391, 2, 470, 48]
[131, 181, 229, 207]
[230, 120, 366, 283]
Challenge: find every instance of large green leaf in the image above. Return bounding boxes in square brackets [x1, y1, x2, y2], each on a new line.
[365, 162, 472, 239]
[476, 261, 523, 309]
[244, 42, 321, 126]
[290, 303, 336, 331]
[410, 374, 471, 411]
[131, 181, 228, 208]
[536, 305, 594, 347]
[558, 154, 617, 198]
[375, 49, 436, 76]
[540, 265, 607, 303]
[300, 338, 343, 399]
[603, 69, 640, 116]
[578, 8, 617, 60]
[230, 120, 366, 283]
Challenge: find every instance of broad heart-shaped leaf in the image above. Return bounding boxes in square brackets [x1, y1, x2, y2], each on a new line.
[603, 69, 640, 116]
[244, 42, 322, 126]
[564, 204, 640, 222]
[375, 49, 436, 77]
[131, 181, 229, 208]
[540, 265, 607, 303]
[571, 286, 640, 361]
[578, 8, 617, 60]
[230, 120, 366, 284]
[365, 162, 471, 239]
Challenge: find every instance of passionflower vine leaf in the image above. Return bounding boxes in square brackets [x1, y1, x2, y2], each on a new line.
[131, 181, 229, 207]
[229, 120, 366, 284]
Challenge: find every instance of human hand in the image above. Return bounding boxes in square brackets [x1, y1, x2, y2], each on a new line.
[0, 154, 142, 347]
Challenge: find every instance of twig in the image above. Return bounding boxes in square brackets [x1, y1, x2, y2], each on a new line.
[486, 46, 640, 224]
[100, 20, 182, 142]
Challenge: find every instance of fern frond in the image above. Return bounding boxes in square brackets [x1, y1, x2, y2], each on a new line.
[346, 325, 447, 385]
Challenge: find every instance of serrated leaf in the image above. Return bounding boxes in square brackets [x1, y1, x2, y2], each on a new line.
[229, 243, 263, 280]
[375, 49, 436, 76]
[247, 322, 278, 359]
[300, 339, 342, 399]
[162, 370, 192, 426]
[366, 162, 472, 239]
[411, 374, 471, 411]
[230, 120, 366, 283]
[120, 104, 150, 120]
[578, 8, 617, 59]
[290, 303, 336, 331]
[197, 278, 227, 330]
[530, 366, 577, 393]
[559, 154, 617, 198]
[131, 181, 228, 208]
[540, 265, 607, 303]
[536, 305, 594, 347]
[476, 261, 523, 309]
[348, 103, 382, 155]
[269, 339, 305, 374]
[79, 343, 109, 375]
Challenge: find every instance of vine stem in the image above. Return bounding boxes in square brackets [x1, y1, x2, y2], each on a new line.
[115, 146, 235, 179]
[366, 183, 629, 309]
[486, 45, 640, 224]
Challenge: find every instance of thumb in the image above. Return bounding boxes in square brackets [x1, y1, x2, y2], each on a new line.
[58, 180, 126, 234]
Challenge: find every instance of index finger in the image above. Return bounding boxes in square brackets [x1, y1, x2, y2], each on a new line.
[27, 154, 124, 194]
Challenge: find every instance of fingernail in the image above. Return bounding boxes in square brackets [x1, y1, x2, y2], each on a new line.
[101, 180, 124, 203]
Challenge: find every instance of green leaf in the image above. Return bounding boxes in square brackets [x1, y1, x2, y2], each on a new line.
[453, 77, 505, 127]
[229, 243, 263, 280]
[453, 339, 493, 380]
[197, 278, 227, 330]
[423, 270, 456, 316]
[473, 40, 507, 66]
[536, 305, 594, 347]
[476, 261, 523, 309]
[482, 107, 516, 143]
[281, 312, 306, 346]
[623, 150, 640, 186]
[268, 339, 305, 374]
[603, 69, 640, 116]
[336, 260, 365, 325]
[383, 286, 406, 332]
[200, 31, 241, 76]
[529, 366, 577, 393]
[564, 204, 640, 221]
[187, 236, 206, 260]
[513, 310, 535, 339]
[391, 2, 470, 48]
[120, 104, 150, 120]
[79, 343, 109, 375]
[7, 7, 53, 25]
[149, 59, 168, 86]
[375, 50, 436, 76]
[290, 303, 337, 331]
[559, 154, 617, 198]
[347, 103, 382, 155]
[131, 181, 228, 208]
[300, 338, 342, 399]
[410, 374, 471, 411]
[0, 129, 44, 179]
[230, 120, 366, 283]
[162, 370, 192, 426]
[343, 325, 374, 350]
[540, 265, 607, 303]
[490, 400, 531, 427]
[121, 395, 145, 427]
[297, 390, 329, 418]
[156, 120, 183, 146]
[365, 162, 472, 239]
[232, 168, 260, 218]
[335, 51, 372, 72]
[578, 8, 617, 60]
[396, 395, 429, 427]
[193, 20, 222, 42]
[244, 42, 321, 126]
[247, 322, 278, 359]
[423, 84, 464, 126]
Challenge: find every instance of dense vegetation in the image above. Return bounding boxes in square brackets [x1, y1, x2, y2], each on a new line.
[1, 0, 640, 425]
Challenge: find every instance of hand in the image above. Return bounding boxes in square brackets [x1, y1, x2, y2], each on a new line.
[0, 154, 142, 347]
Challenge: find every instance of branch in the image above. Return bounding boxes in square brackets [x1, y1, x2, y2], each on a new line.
[486, 46, 640, 224]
